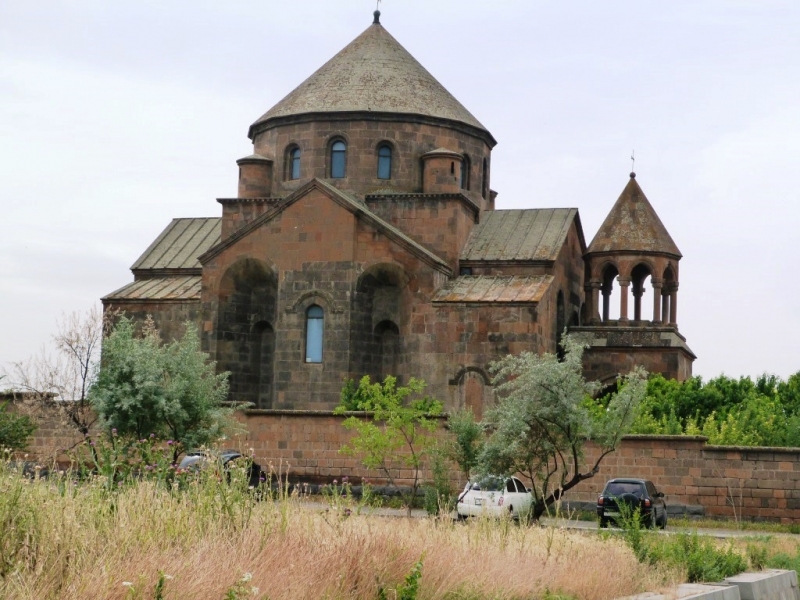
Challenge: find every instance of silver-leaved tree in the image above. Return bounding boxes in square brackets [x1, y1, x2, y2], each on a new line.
[482, 335, 647, 522]
[90, 316, 232, 462]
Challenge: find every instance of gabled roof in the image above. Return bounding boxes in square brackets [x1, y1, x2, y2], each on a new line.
[102, 275, 202, 302]
[131, 218, 220, 273]
[432, 275, 553, 304]
[587, 175, 681, 257]
[249, 17, 490, 140]
[199, 178, 452, 276]
[460, 208, 581, 262]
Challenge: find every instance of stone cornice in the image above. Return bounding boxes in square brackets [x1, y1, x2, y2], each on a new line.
[132, 268, 202, 278]
[249, 111, 497, 148]
[217, 197, 284, 205]
[365, 192, 480, 219]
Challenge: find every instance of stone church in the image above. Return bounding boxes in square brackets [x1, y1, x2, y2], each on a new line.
[103, 12, 694, 416]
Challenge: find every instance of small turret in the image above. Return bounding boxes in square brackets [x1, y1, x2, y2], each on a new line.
[421, 148, 465, 194]
[236, 154, 273, 198]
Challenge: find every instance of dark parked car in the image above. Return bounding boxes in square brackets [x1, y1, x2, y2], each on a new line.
[178, 449, 267, 489]
[596, 478, 667, 529]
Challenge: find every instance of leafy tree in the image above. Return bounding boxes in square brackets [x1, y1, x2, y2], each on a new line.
[4, 307, 104, 439]
[90, 317, 232, 462]
[778, 372, 800, 414]
[481, 335, 647, 522]
[335, 375, 442, 516]
[444, 408, 483, 482]
[0, 400, 37, 451]
[629, 369, 800, 448]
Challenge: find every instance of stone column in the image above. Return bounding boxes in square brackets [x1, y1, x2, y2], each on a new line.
[632, 285, 644, 321]
[586, 279, 602, 323]
[651, 279, 663, 323]
[602, 284, 611, 322]
[618, 277, 631, 322]
[669, 284, 679, 325]
[661, 290, 670, 324]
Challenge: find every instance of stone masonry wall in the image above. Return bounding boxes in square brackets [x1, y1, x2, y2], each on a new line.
[253, 118, 491, 209]
[104, 300, 202, 343]
[568, 436, 800, 522]
[18, 410, 800, 521]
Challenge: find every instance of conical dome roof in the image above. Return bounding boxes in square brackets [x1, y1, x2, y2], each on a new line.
[249, 15, 490, 140]
[587, 174, 682, 257]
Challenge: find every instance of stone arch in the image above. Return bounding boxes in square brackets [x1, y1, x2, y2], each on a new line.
[375, 140, 395, 180]
[630, 261, 654, 321]
[350, 262, 409, 381]
[481, 157, 488, 199]
[287, 289, 340, 314]
[661, 264, 678, 325]
[326, 134, 350, 179]
[461, 154, 471, 190]
[216, 258, 278, 407]
[596, 374, 620, 399]
[600, 262, 621, 321]
[450, 367, 491, 420]
[284, 142, 301, 181]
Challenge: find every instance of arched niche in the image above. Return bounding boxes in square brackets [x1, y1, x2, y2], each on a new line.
[349, 263, 409, 381]
[450, 367, 491, 421]
[216, 258, 278, 407]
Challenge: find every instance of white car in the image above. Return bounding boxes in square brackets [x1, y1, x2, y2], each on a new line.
[456, 475, 533, 519]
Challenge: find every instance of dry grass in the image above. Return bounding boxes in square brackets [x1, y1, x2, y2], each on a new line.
[0, 469, 685, 600]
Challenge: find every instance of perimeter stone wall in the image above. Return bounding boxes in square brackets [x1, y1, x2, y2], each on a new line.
[568, 435, 800, 522]
[15, 408, 800, 522]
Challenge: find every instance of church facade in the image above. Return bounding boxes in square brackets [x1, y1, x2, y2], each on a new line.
[103, 12, 694, 416]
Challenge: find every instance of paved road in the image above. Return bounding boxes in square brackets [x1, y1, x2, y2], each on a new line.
[297, 500, 790, 539]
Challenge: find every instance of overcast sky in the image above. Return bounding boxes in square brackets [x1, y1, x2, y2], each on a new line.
[1, 1, 798, 381]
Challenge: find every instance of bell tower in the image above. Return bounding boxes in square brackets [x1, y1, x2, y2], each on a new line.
[571, 173, 695, 383]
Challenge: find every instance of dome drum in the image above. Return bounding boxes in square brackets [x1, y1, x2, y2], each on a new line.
[251, 118, 490, 200]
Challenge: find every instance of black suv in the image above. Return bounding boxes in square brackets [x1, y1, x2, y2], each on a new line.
[596, 478, 667, 529]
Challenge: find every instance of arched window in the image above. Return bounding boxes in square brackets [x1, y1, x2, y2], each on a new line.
[481, 158, 488, 199]
[288, 147, 301, 180]
[305, 305, 324, 363]
[377, 144, 392, 179]
[330, 140, 346, 178]
[461, 155, 471, 190]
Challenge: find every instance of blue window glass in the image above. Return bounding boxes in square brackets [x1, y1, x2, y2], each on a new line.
[305, 305, 324, 363]
[290, 148, 301, 180]
[331, 141, 346, 178]
[377, 144, 392, 179]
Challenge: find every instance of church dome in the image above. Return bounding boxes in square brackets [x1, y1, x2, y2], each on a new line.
[248, 14, 491, 141]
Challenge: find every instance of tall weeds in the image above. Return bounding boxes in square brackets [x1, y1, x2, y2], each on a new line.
[0, 461, 681, 600]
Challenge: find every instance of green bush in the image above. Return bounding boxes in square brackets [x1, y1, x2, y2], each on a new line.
[0, 402, 37, 451]
[89, 317, 232, 462]
[644, 533, 746, 582]
[629, 371, 800, 447]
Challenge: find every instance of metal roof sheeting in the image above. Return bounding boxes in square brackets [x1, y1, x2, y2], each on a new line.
[432, 275, 553, 303]
[460, 209, 576, 262]
[102, 275, 202, 301]
[131, 218, 220, 271]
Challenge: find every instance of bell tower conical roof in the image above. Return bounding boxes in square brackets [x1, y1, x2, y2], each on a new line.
[587, 173, 681, 258]
[248, 14, 491, 141]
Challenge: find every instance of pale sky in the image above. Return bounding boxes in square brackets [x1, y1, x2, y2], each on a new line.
[1, 1, 798, 381]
